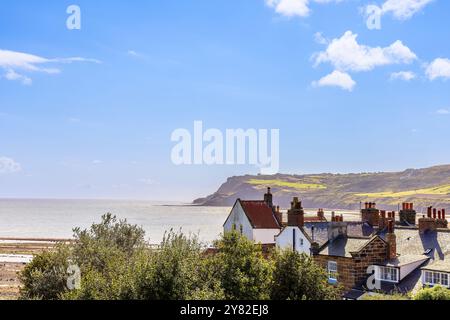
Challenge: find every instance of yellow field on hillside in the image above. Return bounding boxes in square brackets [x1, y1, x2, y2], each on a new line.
[355, 185, 450, 198]
[247, 179, 327, 190]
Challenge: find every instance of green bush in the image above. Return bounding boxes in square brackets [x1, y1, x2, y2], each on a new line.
[19, 245, 71, 300]
[20, 217, 358, 301]
[134, 230, 224, 300]
[19, 214, 148, 300]
[208, 231, 273, 300]
[414, 286, 450, 300]
[270, 250, 341, 300]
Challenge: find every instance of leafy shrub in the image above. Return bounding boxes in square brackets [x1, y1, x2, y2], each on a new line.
[414, 286, 450, 300]
[270, 250, 341, 300]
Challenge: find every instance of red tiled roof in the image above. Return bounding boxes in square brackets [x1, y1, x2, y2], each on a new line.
[239, 200, 281, 229]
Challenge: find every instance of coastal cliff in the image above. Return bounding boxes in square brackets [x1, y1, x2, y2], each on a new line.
[194, 165, 450, 211]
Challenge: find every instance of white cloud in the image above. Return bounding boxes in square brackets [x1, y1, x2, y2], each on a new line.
[4, 69, 32, 85]
[0, 49, 100, 85]
[0, 157, 21, 174]
[92, 160, 103, 165]
[390, 71, 416, 81]
[436, 109, 450, 115]
[312, 70, 356, 91]
[265, 0, 342, 18]
[314, 32, 329, 45]
[425, 58, 450, 80]
[314, 31, 417, 72]
[381, 0, 434, 20]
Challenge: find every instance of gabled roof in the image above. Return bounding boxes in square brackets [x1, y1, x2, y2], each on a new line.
[239, 200, 281, 230]
[319, 236, 379, 258]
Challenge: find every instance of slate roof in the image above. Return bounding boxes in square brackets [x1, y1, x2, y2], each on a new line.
[319, 237, 374, 258]
[378, 227, 450, 261]
[303, 222, 329, 246]
[239, 200, 281, 230]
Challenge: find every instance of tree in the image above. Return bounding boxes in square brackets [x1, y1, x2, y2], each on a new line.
[208, 231, 273, 300]
[19, 245, 71, 300]
[134, 230, 223, 300]
[270, 249, 341, 300]
[19, 214, 148, 300]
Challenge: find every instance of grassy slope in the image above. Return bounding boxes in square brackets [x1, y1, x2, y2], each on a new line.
[194, 165, 450, 210]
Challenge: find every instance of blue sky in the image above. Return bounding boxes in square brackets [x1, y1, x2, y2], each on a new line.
[1, 0, 449, 201]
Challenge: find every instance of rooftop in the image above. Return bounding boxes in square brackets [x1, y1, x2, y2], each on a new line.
[239, 200, 281, 230]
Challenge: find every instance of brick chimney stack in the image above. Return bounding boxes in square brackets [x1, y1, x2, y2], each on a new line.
[328, 212, 347, 241]
[264, 187, 273, 208]
[361, 202, 380, 226]
[419, 206, 438, 233]
[400, 202, 416, 225]
[317, 208, 325, 220]
[287, 197, 305, 228]
[386, 220, 397, 260]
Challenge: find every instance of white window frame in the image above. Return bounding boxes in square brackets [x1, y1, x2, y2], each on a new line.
[423, 271, 450, 288]
[328, 261, 338, 281]
[377, 266, 399, 283]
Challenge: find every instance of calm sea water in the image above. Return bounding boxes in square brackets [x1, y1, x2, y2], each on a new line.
[0, 199, 230, 245]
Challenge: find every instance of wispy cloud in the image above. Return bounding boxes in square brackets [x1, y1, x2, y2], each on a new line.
[381, 0, 434, 20]
[0, 157, 22, 174]
[436, 108, 450, 115]
[0, 49, 101, 85]
[390, 70, 416, 81]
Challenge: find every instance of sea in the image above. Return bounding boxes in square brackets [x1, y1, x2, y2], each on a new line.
[0, 199, 231, 245]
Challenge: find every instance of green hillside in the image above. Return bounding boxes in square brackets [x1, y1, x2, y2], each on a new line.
[193, 165, 450, 211]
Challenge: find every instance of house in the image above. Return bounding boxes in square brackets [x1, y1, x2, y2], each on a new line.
[275, 197, 329, 255]
[314, 202, 450, 299]
[223, 188, 282, 244]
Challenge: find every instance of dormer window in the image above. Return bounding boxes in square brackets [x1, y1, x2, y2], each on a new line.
[423, 271, 450, 288]
[378, 267, 399, 283]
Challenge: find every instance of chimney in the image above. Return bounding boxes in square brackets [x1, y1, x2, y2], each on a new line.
[427, 207, 432, 218]
[419, 214, 437, 234]
[436, 208, 449, 228]
[274, 206, 283, 226]
[400, 202, 416, 225]
[328, 212, 347, 242]
[287, 197, 304, 228]
[361, 202, 380, 226]
[264, 187, 273, 208]
[386, 220, 397, 260]
[317, 208, 325, 220]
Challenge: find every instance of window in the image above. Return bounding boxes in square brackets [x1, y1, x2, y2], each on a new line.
[239, 225, 243, 235]
[423, 271, 450, 287]
[328, 261, 338, 281]
[379, 267, 399, 283]
[300, 238, 304, 246]
[232, 223, 236, 231]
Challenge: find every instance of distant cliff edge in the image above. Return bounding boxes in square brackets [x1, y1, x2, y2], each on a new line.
[194, 165, 450, 210]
